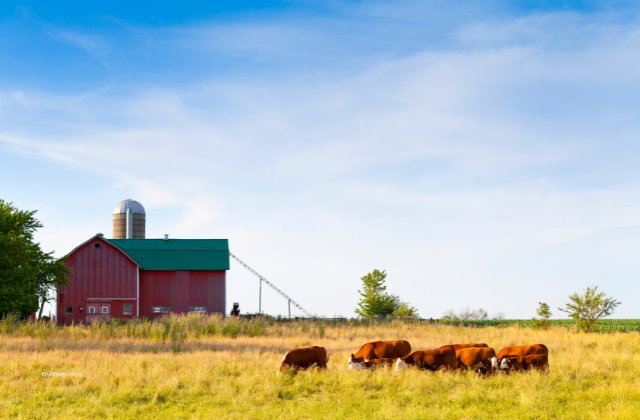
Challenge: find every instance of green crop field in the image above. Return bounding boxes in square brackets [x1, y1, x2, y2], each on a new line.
[2, 314, 640, 419]
[433, 319, 640, 333]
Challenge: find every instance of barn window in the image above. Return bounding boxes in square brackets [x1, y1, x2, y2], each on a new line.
[65, 307, 73, 314]
[189, 306, 207, 313]
[89, 307, 95, 314]
[123, 304, 132, 315]
[152, 306, 171, 313]
[102, 307, 109, 314]
[93, 243, 101, 249]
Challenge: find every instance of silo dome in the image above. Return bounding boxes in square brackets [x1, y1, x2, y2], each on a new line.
[112, 199, 146, 239]
[113, 199, 146, 215]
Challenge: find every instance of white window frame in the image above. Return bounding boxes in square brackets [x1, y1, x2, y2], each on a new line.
[152, 306, 171, 314]
[101, 307, 109, 314]
[89, 307, 95, 314]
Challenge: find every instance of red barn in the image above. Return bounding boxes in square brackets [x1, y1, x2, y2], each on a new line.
[57, 234, 229, 324]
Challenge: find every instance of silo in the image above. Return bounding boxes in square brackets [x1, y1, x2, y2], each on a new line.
[112, 199, 146, 239]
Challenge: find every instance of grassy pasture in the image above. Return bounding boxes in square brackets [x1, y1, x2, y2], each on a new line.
[2, 315, 640, 419]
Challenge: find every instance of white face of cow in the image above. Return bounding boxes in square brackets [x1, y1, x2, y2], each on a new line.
[491, 357, 499, 370]
[500, 358, 510, 370]
[396, 359, 407, 372]
[348, 358, 360, 370]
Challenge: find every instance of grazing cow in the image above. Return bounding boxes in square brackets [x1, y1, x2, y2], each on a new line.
[500, 354, 550, 373]
[496, 344, 548, 360]
[396, 349, 456, 372]
[351, 358, 397, 370]
[437, 343, 489, 352]
[348, 340, 411, 368]
[455, 347, 497, 373]
[279, 346, 331, 374]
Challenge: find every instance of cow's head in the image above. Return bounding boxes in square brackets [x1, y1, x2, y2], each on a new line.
[395, 358, 408, 372]
[500, 357, 522, 371]
[348, 354, 364, 368]
[348, 357, 363, 370]
[491, 357, 500, 371]
[500, 357, 509, 370]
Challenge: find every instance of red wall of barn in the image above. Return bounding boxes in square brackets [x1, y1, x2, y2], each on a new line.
[139, 270, 226, 317]
[111, 300, 137, 318]
[57, 236, 138, 324]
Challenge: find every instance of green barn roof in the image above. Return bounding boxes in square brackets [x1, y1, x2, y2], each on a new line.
[107, 239, 230, 270]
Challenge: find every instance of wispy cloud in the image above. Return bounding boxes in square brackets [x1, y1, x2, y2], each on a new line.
[48, 29, 112, 55]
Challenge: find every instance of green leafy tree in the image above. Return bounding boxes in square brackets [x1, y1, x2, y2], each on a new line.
[0, 200, 68, 318]
[533, 302, 552, 329]
[355, 270, 401, 318]
[394, 303, 420, 319]
[558, 286, 620, 333]
[34, 252, 70, 318]
[0, 200, 41, 317]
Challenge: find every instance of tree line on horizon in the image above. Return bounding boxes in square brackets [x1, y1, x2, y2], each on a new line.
[355, 268, 621, 333]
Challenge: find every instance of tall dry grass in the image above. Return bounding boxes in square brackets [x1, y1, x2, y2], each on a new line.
[2, 315, 640, 419]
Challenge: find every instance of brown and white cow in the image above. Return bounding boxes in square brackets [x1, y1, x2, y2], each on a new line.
[495, 344, 548, 373]
[437, 343, 489, 352]
[500, 354, 550, 373]
[455, 347, 497, 373]
[496, 344, 548, 359]
[279, 346, 331, 374]
[348, 340, 411, 369]
[395, 349, 456, 372]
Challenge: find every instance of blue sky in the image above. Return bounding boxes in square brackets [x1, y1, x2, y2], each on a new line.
[2, 1, 640, 318]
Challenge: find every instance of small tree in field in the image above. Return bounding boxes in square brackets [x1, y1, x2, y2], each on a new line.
[558, 286, 620, 333]
[355, 270, 399, 318]
[533, 302, 552, 329]
[355, 270, 417, 319]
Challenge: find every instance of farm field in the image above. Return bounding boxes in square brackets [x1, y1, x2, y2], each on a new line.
[2, 316, 640, 419]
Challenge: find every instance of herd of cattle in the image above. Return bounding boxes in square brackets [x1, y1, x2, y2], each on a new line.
[278, 340, 550, 375]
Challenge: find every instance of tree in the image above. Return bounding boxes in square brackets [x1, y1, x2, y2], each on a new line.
[0, 200, 42, 317]
[0, 200, 68, 318]
[558, 286, 620, 333]
[34, 252, 70, 318]
[533, 302, 552, 329]
[355, 269, 417, 319]
[492, 312, 505, 320]
[441, 307, 488, 320]
[394, 303, 419, 319]
[355, 270, 397, 318]
[441, 309, 458, 320]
